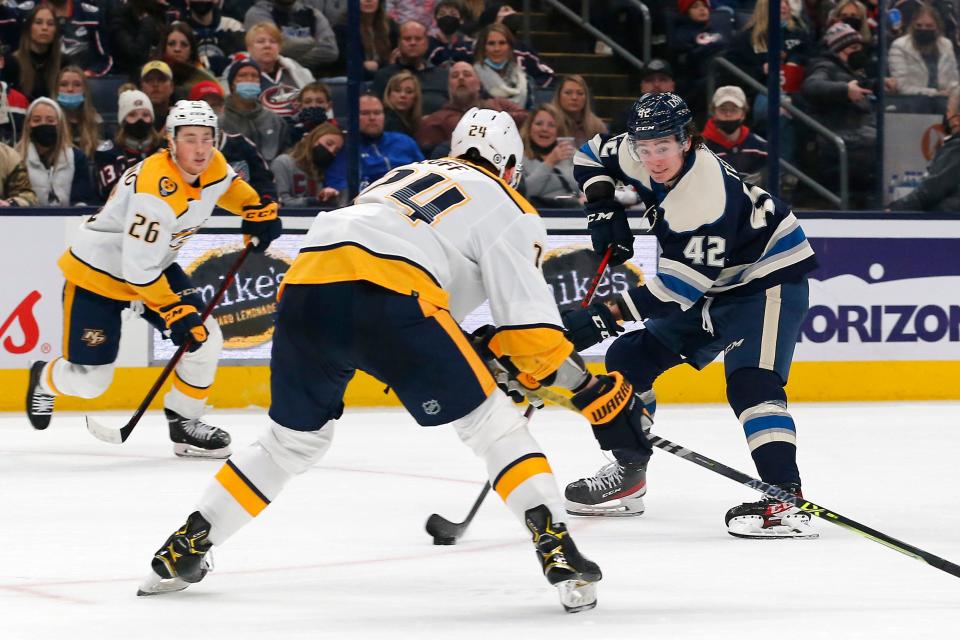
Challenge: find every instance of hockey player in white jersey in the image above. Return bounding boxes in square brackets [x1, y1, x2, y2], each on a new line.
[24, 100, 282, 458]
[140, 108, 652, 612]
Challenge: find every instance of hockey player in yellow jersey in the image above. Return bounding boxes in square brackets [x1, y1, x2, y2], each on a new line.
[25, 100, 282, 458]
[140, 108, 653, 612]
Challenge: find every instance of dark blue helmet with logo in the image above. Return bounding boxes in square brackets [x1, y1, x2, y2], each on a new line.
[627, 92, 693, 142]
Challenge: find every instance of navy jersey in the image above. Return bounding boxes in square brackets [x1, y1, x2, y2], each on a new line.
[573, 133, 817, 320]
[94, 140, 158, 203]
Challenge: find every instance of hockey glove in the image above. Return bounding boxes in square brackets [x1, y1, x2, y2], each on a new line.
[241, 216, 282, 253]
[571, 372, 652, 455]
[585, 198, 633, 266]
[470, 325, 545, 408]
[160, 302, 208, 352]
[561, 303, 623, 352]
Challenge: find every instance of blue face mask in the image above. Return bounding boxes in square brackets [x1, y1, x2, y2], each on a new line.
[57, 92, 84, 110]
[484, 57, 508, 71]
[235, 82, 262, 100]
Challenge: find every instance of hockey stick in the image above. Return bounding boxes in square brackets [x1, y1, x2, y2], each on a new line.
[86, 244, 254, 444]
[581, 246, 614, 308]
[425, 252, 614, 544]
[426, 404, 537, 545]
[532, 386, 960, 579]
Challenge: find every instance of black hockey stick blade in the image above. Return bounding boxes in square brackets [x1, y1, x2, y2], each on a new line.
[426, 482, 491, 545]
[531, 386, 960, 580]
[85, 244, 253, 444]
[425, 404, 537, 544]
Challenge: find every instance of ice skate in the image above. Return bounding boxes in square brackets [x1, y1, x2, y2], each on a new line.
[26, 360, 54, 430]
[165, 409, 232, 458]
[725, 484, 819, 539]
[138, 511, 214, 596]
[525, 505, 601, 613]
[565, 460, 647, 517]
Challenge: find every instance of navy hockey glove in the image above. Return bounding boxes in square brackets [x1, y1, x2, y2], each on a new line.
[571, 372, 652, 454]
[241, 216, 282, 253]
[585, 198, 633, 266]
[561, 303, 623, 351]
[160, 302, 208, 352]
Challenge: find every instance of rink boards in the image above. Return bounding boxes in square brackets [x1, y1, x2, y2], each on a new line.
[1, 211, 958, 409]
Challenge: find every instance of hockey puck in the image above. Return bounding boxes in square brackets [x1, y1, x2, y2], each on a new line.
[433, 536, 457, 545]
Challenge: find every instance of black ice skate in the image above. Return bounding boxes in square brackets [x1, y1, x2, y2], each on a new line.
[165, 409, 232, 458]
[138, 511, 214, 596]
[525, 505, 601, 613]
[565, 460, 647, 517]
[26, 360, 54, 430]
[725, 484, 819, 539]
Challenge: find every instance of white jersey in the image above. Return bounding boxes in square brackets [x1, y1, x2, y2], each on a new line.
[58, 149, 276, 311]
[283, 157, 570, 379]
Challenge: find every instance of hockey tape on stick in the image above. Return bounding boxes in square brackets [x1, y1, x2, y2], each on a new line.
[530, 386, 960, 580]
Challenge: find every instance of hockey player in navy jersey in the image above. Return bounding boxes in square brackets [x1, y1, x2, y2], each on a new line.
[137, 109, 655, 611]
[562, 92, 819, 539]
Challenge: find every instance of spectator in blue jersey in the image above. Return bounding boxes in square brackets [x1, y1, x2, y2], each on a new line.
[244, 0, 339, 75]
[16, 96, 93, 205]
[94, 89, 165, 201]
[701, 85, 768, 185]
[244, 22, 315, 120]
[220, 57, 289, 162]
[110, 0, 173, 78]
[189, 79, 278, 203]
[480, 2, 555, 89]
[427, 0, 474, 67]
[562, 92, 819, 540]
[181, 0, 246, 76]
[8, 0, 114, 77]
[325, 93, 423, 193]
[671, 0, 733, 117]
[271, 121, 343, 206]
[372, 20, 449, 114]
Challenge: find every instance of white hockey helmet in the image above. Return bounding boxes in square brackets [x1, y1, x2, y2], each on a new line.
[165, 99, 219, 141]
[450, 107, 523, 187]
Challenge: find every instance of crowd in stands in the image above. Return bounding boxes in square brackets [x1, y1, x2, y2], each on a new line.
[0, 0, 957, 210]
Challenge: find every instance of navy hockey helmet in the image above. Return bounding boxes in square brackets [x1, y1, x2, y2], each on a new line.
[627, 92, 693, 142]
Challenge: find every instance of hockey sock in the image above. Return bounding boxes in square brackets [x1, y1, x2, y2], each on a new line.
[740, 403, 801, 487]
[45, 358, 114, 399]
[485, 428, 567, 526]
[197, 421, 335, 545]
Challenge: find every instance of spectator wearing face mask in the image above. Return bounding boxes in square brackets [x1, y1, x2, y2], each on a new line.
[220, 57, 289, 162]
[888, 84, 960, 211]
[181, 0, 246, 76]
[270, 121, 344, 206]
[427, 0, 474, 67]
[94, 89, 165, 202]
[701, 85, 768, 186]
[16, 96, 93, 206]
[289, 81, 336, 146]
[802, 21, 880, 206]
[55, 66, 102, 161]
[888, 4, 958, 96]
[479, 2, 554, 88]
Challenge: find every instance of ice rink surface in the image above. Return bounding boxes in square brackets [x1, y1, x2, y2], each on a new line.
[2, 402, 959, 639]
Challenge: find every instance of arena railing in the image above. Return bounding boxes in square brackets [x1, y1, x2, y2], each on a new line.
[532, 0, 652, 68]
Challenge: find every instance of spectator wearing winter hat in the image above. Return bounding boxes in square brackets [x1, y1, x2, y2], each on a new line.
[701, 86, 768, 186]
[16, 96, 94, 206]
[671, 0, 732, 117]
[802, 21, 882, 207]
[221, 57, 289, 162]
[190, 79, 278, 202]
[140, 60, 177, 133]
[94, 89, 165, 202]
